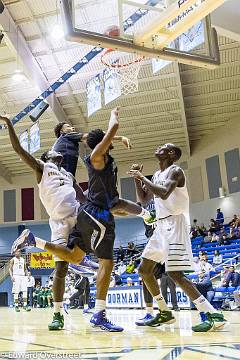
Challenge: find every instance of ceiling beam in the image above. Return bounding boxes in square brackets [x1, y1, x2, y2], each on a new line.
[0, 5, 68, 125]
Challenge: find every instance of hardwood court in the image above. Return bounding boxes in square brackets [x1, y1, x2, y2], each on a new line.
[0, 308, 239, 359]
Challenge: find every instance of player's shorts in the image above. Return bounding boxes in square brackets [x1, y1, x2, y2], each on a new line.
[12, 275, 27, 294]
[142, 214, 194, 272]
[67, 203, 115, 260]
[49, 205, 79, 261]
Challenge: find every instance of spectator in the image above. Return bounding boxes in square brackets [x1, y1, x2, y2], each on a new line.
[191, 225, 205, 239]
[126, 277, 134, 286]
[222, 266, 240, 287]
[116, 245, 125, 263]
[126, 242, 138, 258]
[211, 233, 220, 243]
[200, 231, 213, 247]
[218, 228, 230, 246]
[110, 271, 122, 287]
[117, 261, 126, 275]
[198, 251, 207, 260]
[233, 287, 240, 310]
[33, 284, 41, 307]
[229, 215, 240, 228]
[230, 226, 237, 240]
[200, 255, 214, 274]
[126, 259, 136, 274]
[212, 250, 223, 266]
[209, 219, 218, 233]
[193, 257, 202, 274]
[194, 272, 215, 304]
[27, 271, 35, 307]
[216, 208, 224, 225]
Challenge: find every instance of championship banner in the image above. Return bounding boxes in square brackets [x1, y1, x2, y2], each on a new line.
[30, 252, 55, 268]
[29, 122, 40, 154]
[178, 20, 204, 52]
[103, 68, 121, 105]
[19, 129, 29, 152]
[86, 74, 102, 117]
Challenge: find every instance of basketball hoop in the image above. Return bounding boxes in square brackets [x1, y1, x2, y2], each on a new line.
[101, 49, 144, 95]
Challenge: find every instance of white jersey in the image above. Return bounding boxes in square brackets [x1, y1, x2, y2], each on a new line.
[153, 164, 189, 222]
[38, 162, 78, 220]
[12, 257, 25, 276]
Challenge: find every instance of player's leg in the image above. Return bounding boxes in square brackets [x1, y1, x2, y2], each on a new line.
[111, 198, 155, 224]
[138, 258, 175, 326]
[21, 277, 31, 311]
[167, 275, 179, 311]
[12, 276, 20, 312]
[168, 271, 226, 331]
[135, 281, 154, 326]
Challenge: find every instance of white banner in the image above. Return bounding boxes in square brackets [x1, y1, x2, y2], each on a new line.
[19, 130, 29, 152]
[143, 287, 190, 309]
[103, 68, 121, 105]
[30, 122, 40, 154]
[178, 20, 204, 52]
[152, 58, 172, 74]
[86, 74, 102, 117]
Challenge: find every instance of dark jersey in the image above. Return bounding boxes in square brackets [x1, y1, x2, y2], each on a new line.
[52, 132, 83, 158]
[85, 154, 119, 209]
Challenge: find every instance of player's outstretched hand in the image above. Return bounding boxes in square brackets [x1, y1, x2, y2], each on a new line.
[111, 107, 120, 119]
[128, 168, 144, 180]
[121, 136, 132, 150]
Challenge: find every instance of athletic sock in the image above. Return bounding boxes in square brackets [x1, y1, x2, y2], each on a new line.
[53, 302, 63, 314]
[146, 306, 153, 315]
[153, 294, 169, 311]
[35, 237, 46, 250]
[95, 299, 106, 313]
[193, 295, 216, 313]
[137, 208, 150, 219]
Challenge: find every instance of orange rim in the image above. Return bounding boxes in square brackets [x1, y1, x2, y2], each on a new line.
[101, 48, 144, 68]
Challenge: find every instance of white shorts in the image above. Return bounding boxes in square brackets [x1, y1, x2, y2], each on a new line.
[49, 212, 78, 261]
[12, 275, 27, 294]
[142, 214, 194, 272]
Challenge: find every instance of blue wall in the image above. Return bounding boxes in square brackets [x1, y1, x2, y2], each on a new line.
[0, 276, 13, 306]
[0, 217, 146, 255]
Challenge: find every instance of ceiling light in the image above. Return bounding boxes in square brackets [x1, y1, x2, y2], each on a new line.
[12, 69, 27, 82]
[51, 24, 64, 40]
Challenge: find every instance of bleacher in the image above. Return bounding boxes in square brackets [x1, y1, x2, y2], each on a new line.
[113, 233, 240, 305]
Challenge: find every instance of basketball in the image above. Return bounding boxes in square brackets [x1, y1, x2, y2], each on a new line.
[104, 25, 120, 37]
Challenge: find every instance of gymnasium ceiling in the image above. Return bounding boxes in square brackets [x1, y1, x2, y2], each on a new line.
[0, 0, 240, 182]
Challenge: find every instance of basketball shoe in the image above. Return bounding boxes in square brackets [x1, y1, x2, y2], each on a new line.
[192, 312, 227, 332]
[144, 310, 176, 327]
[135, 313, 154, 326]
[23, 305, 31, 312]
[90, 310, 124, 332]
[11, 229, 35, 254]
[143, 210, 157, 225]
[48, 312, 64, 331]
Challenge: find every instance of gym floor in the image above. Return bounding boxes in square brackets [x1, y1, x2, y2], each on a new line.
[0, 308, 239, 359]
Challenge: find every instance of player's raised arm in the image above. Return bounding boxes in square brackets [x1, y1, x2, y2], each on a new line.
[129, 166, 183, 200]
[90, 107, 120, 169]
[128, 164, 153, 205]
[0, 115, 43, 180]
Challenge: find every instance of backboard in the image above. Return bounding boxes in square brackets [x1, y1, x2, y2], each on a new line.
[60, 0, 227, 69]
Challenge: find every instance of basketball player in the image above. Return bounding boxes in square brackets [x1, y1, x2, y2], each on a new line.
[0, 114, 88, 330]
[52, 122, 131, 176]
[9, 250, 30, 312]
[128, 144, 227, 332]
[11, 107, 152, 332]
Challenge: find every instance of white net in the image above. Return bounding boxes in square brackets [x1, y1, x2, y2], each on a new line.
[101, 50, 143, 96]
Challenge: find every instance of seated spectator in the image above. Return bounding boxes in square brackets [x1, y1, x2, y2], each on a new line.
[194, 272, 215, 304]
[209, 219, 218, 233]
[126, 242, 138, 258]
[200, 255, 214, 274]
[212, 250, 223, 266]
[126, 277, 134, 286]
[230, 226, 237, 240]
[222, 266, 240, 287]
[191, 225, 205, 239]
[116, 245, 125, 263]
[211, 233, 219, 243]
[110, 271, 122, 287]
[198, 250, 207, 260]
[233, 287, 240, 310]
[193, 257, 201, 274]
[229, 214, 240, 228]
[218, 228, 230, 245]
[216, 208, 224, 226]
[200, 231, 213, 246]
[117, 261, 126, 275]
[126, 258, 136, 274]
[191, 219, 198, 232]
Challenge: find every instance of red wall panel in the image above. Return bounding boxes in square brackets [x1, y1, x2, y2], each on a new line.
[21, 188, 34, 221]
